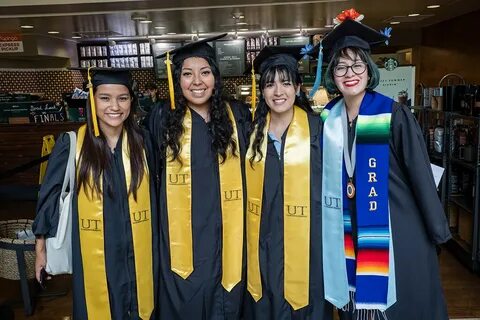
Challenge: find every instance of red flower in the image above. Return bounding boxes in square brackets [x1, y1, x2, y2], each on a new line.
[336, 8, 361, 22]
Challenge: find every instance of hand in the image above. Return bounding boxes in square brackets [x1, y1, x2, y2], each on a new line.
[35, 236, 50, 284]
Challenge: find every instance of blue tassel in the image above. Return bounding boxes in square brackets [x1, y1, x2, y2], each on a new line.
[309, 41, 323, 99]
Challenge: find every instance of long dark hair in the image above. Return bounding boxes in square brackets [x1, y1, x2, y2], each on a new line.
[163, 56, 237, 163]
[249, 64, 312, 166]
[77, 86, 145, 200]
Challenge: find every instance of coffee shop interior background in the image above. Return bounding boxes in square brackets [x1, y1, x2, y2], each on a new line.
[1, 0, 480, 319]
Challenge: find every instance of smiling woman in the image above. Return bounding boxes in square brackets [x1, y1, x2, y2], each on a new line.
[94, 84, 132, 149]
[149, 34, 251, 319]
[313, 9, 451, 320]
[244, 45, 332, 320]
[33, 68, 159, 319]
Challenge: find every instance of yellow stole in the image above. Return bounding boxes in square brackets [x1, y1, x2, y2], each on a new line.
[166, 104, 244, 291]
[76, 125, 154, 319]
[247, 106, 311, 310]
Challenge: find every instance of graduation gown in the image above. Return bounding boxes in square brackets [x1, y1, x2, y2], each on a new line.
[243, 112, 333, 320]
[338, 98, 451, 320]
[150, 100, 251, 320]
[33, 130, 159, 320]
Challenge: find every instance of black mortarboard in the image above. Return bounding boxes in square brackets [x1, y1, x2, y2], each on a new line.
[90, 68, 133, 89]
[321, 19, 388, 58]
[253, 45, 304, 74]
[156, 33, 227, 65]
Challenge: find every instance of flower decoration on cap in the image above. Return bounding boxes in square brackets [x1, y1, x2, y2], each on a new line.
[380, 27, 392, 45]
[300, 44, 314, 59]
[333, 8, 364, 26]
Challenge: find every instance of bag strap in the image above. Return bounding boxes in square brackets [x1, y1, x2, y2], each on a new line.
[60, 132, 77, 194]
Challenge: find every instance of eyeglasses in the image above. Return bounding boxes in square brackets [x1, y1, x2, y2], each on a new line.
[334, 62, 367, 77]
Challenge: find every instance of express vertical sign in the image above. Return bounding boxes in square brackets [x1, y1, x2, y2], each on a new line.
[0, 33, 24, 53]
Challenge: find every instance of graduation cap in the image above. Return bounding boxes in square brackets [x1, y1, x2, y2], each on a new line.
[156, 33, 227, 110]
[253, 45, 304, 75]
[308, 8, 390, 98]
[86, 67, 133, 137]
[250, 45, 305, 115]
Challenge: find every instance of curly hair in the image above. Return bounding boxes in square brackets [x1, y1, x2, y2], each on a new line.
[162, 56, 237, 164]
[249, 64, 312, 166]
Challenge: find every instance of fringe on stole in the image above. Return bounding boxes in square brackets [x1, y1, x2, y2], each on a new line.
[338, 291, 389, 320]
[354, 309, 388, 320]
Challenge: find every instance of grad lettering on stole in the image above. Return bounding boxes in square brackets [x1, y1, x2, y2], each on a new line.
[368, 158, 378, 212]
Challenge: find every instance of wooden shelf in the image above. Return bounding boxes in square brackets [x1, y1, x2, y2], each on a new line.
[451, 157, 476, 171]
[450, 195, 474, 213]
[445, 234, 477, 271]
[429, 152, 444, 161]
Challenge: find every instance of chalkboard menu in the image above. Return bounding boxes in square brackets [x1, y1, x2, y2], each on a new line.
[153, 42, 183, 79]
[279, 36, 311, 74]
[215, 40, 246, 77]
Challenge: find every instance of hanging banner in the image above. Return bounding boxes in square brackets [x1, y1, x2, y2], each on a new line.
[377, 65, 415, 106]
[0, 33, 24, 53]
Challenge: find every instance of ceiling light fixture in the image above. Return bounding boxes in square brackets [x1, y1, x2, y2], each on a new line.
[155, 26, 166, 29]
[48, 31, 60, 34]
[390, 21, 400, 25]
[131, 13, 148, 21]
[140, 20, 152, 24]
[427, 4, 440, 9]
[238, 28, 249, 31]
[20, 25, 34, 29]
[408, 13, 420, 17]
[72, 36, 81, 39]
[324, 24, 334, 28]
[167, 32, 177, 35]
[235, 22, 248, 25]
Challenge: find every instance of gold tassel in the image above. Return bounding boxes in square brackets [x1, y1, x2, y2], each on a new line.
[165, 52, 176, 110]
[87, 67, 100, 137]
[251, 64, 257, 118]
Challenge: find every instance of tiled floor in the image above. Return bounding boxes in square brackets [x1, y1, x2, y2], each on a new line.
[5, 247, 480, 319]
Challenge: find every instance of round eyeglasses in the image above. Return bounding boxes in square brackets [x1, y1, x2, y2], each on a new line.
[334, 62, 367, 77]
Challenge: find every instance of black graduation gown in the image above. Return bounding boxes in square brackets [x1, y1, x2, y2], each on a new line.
[243, 113, 333, 320]
[339, 101, 451, 320]
[33, 130, 159, 320]
[150, 101, 251, 320]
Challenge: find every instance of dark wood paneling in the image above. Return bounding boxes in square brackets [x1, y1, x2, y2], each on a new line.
[419, 9, 480, 86]
[0, 122, 82, 186]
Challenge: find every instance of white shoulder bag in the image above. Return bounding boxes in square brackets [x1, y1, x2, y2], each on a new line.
[45, 131, 76, 275]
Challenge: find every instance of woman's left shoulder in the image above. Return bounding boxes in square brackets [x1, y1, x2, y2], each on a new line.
[390, 101, 418, 126]
[227, 99, 252, 122]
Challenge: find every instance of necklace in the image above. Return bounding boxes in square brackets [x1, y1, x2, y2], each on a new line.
[342, 106, 356, 199]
